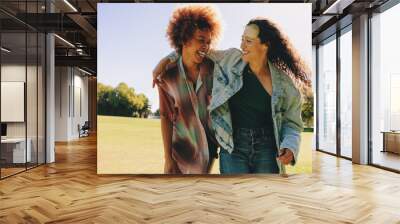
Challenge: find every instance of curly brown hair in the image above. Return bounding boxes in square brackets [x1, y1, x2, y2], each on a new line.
[166, 5, 222, 53]
[247, 18, 312, 88]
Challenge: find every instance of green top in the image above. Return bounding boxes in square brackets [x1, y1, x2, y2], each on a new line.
[229, 65, 274, 129]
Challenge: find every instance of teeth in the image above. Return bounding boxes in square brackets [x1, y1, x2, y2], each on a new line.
[198, 51, 206, 56]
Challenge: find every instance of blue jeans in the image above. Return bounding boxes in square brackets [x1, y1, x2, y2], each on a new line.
[219, 127, 279, 174]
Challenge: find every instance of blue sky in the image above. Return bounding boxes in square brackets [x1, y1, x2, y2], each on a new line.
[98, 3, 311, 112]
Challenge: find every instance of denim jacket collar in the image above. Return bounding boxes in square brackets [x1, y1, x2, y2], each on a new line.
[230, 58, 285, 93]
[230, 57, 247, 78]
[210, 59, 284, 112]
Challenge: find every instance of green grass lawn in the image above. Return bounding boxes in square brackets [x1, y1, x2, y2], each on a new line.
[98, 115, 312, 174]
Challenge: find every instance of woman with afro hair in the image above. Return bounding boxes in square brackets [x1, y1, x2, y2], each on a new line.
[155, 5, 222, 174]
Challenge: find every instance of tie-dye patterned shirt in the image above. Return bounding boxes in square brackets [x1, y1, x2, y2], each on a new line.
[157, 57, 217, 174]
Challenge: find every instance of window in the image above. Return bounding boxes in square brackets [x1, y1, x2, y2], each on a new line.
[0, 1, 46, 179]
[370, 2, 400, 171]
[339, 28, 352, 158]
[317, 36, 337, 154]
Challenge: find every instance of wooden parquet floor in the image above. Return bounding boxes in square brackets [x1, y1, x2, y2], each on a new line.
[1, 134, 400, 224]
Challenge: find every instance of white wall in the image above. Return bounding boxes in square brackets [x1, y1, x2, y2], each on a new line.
[55, 67, 89, 141]
[55, 66, 69, 141]
[72, 73, 89, 138]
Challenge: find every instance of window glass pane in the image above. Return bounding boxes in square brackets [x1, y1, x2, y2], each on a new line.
[371, 3, 400, 171]
[38, 32, 45, 165]
[27, 31, 38, 169]
[0, 0, 46, 179]
[318, 36, 337, 154]
[340, 29, 352, 158]
[1, 31, 27, 177]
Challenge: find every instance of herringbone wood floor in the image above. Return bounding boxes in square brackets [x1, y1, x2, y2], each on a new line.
[1, 134, 400, 224]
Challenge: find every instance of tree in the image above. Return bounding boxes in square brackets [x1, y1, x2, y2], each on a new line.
[136, 93, 151, 118]
[115, 82, 136, 116]
[154, 109, 160, 117]
[301, 86, 314, 128]
[97, 82, 151, 118]
[97, 83, 116, 115]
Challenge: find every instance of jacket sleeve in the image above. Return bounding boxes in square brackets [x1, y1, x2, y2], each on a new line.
[208, 48, 241, 63]
[280, 85, 304, 166]
[165, 48, 241, 63]
[166, 51, 179, 62]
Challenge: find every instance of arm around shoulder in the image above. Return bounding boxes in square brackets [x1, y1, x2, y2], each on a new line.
[208, 48, 241, 62]
[152, 51, 179, 87]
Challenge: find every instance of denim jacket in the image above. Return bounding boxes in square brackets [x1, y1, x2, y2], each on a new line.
[207, 48, 303, 174]
[166, 48, 303, 174]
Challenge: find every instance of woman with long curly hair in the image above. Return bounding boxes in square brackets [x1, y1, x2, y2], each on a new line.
[154, 16, 311, 174]
[213, 18, 311, 174]
[156, 5, 221, 174]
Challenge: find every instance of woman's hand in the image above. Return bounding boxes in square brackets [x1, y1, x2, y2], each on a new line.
[152, 57, 171, 88]
[277, 148, 294, 165]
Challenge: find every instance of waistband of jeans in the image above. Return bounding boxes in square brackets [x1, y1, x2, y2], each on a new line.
[233, 127, 274, 136]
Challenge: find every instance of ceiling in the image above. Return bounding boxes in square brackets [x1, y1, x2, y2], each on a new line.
[0, 0, 392, 75]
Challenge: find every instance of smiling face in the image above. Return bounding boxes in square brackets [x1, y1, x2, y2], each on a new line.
[240, 24, 268, 63]
[182, 29, 212, 65]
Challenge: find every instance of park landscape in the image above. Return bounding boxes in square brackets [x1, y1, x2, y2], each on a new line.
[97, 115, 313, 174]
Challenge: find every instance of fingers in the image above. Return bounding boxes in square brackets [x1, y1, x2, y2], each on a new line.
[280, 154, 291, 165]
[152, 72, 159, 88]
[206, 95, 212, 104]
[152, 74, 164, 88]
[278, 149, 293, 165]
[152, 58, 170, 88]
